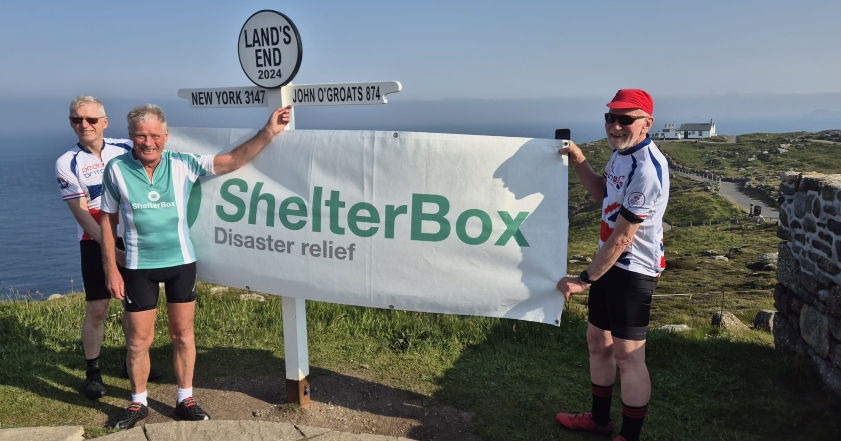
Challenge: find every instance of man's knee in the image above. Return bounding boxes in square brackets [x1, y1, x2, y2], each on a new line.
[85, 300, 111, 324]
[124, 316, 157, 352]
[169, 324, 195, 347]
[126, 335, 154, 354]
[613, 341, 646, 370]
[586, 328, 612, 356]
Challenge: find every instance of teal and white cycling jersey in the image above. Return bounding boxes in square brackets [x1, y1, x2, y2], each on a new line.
[101, 151, 215, 269]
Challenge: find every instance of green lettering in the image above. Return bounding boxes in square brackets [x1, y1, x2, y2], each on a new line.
[385, 205, 407, 239]
[495, 211, 530, 246]
[312, 186, 322, 232]
[456, 209, 492, 245]
[216, 179, 247, 222]
[325, 190, 346, 234]
[348, 202, 380, 237]
[410, 194, 450, 242]
[248, 182, 275, 226]
[279, 196, 307, 230]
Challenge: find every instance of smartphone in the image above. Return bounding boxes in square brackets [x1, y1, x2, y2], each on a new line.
[555, 128, 571, 140]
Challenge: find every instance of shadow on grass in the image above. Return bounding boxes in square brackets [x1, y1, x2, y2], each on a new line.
[431, 311, 841, 441]
[183, 344, 484, 441]
[0, 311, 129, 425]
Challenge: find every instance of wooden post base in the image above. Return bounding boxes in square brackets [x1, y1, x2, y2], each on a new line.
[285, 377, 311, 408]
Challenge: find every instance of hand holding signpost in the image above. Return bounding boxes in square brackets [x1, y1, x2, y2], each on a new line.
[265, 105, 293, 135]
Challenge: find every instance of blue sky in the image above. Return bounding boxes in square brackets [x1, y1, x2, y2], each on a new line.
[2, 0, 839, 101]
[1, 0, 840, 137]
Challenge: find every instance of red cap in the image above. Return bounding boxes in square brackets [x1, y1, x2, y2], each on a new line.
[606, 89, 654, 116]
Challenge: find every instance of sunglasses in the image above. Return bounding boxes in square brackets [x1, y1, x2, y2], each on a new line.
[69, 116, 105, 125]
[604, 113, 647, 126]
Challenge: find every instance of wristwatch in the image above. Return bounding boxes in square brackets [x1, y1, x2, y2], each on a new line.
[579, 270, 594, 284]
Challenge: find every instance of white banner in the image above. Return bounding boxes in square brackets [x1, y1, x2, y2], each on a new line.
[168, 128, 568, 325]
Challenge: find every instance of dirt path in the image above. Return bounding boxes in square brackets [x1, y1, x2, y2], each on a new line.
[133, 372, 483, 441]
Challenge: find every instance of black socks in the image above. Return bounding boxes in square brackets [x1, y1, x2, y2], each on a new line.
[590, 382, 614, 426]
[618, 402, 648, 441]
[85, 356, 102, 380]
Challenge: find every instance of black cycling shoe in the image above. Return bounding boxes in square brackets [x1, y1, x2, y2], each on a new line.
[83, 377, 108, 400]
[175, 397, 210, 421]
[113, 402, 148, 429]
[122, 362, 164, 382]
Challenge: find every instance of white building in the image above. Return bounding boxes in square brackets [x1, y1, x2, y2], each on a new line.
[679, 120, 716, 139]
[652, 124, 683, 140]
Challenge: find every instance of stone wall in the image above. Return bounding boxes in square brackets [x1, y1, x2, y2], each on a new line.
[775, 172, 841, 398]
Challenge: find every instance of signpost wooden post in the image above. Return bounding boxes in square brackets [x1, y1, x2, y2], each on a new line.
[176, 9, 401, 408]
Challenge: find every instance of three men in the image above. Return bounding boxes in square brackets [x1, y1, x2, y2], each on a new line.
[100, 104, 292, 429]
[55, 96, 161, 400]
[556, 89, 669, 441]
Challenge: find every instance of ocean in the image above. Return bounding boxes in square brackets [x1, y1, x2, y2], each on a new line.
[0, 132, 82, 299]
[1, 115, 837, 301]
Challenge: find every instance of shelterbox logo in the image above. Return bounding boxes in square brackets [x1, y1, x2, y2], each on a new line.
[188, 178, 531, 246]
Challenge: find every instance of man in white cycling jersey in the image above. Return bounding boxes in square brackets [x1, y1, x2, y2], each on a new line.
[56, 96, 161, 401]
[101, 103, 291, 429]
[555, 89, 669, 441]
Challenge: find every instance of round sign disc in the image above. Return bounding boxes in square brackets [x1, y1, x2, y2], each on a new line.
[238, 10, 302, 89]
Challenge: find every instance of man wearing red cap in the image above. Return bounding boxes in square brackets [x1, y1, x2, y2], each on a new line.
[556, 89, 669, 441]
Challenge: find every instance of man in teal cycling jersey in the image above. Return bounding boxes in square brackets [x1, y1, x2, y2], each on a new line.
[101, 104, 291, 429]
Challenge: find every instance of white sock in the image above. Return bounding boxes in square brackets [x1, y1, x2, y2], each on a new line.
[131, 390, 148, 406]
[177, 387, 193, 404]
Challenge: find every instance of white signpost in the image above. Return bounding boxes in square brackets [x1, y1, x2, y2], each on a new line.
[177, 81, 402, 109]
[178, 10, 402, 408]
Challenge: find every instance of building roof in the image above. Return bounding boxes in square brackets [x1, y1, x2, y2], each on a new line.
[679, 122, 715, 131]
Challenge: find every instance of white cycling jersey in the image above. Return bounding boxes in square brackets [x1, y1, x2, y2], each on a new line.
[600, 136, 669, 277]
[55, 138, 132, 241]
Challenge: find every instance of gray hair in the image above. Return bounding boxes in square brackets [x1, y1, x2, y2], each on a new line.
[69, 96, 106, 116]
[126, 104, 168, 131]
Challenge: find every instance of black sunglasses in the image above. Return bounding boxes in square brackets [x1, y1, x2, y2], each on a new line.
[69, 116, 105, 125]
[604, 113, 647, 126]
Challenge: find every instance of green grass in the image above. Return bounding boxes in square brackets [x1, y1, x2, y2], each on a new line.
[1, 287, 838, 440]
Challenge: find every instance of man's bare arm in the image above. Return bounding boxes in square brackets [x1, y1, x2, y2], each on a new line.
[556, 215, 641, 299]
[213, 105, 292, 174]
[584, 215, 641, 280]
[100, 212, 125, 300]
[65, 198, 102, 243]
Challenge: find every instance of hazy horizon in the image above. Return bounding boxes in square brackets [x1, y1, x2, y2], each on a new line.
[2, 92, 839, 143]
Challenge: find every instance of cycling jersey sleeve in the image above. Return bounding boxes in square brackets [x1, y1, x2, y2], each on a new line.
[56, 154, 83, 201]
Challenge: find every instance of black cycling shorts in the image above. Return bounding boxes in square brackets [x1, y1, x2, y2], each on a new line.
[121, 262, 197, 312]
[80, 238, 124, 301]
[587, 266, 658, 341]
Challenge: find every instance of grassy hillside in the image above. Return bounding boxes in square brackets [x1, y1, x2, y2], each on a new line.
[659, 130, 841, 203]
